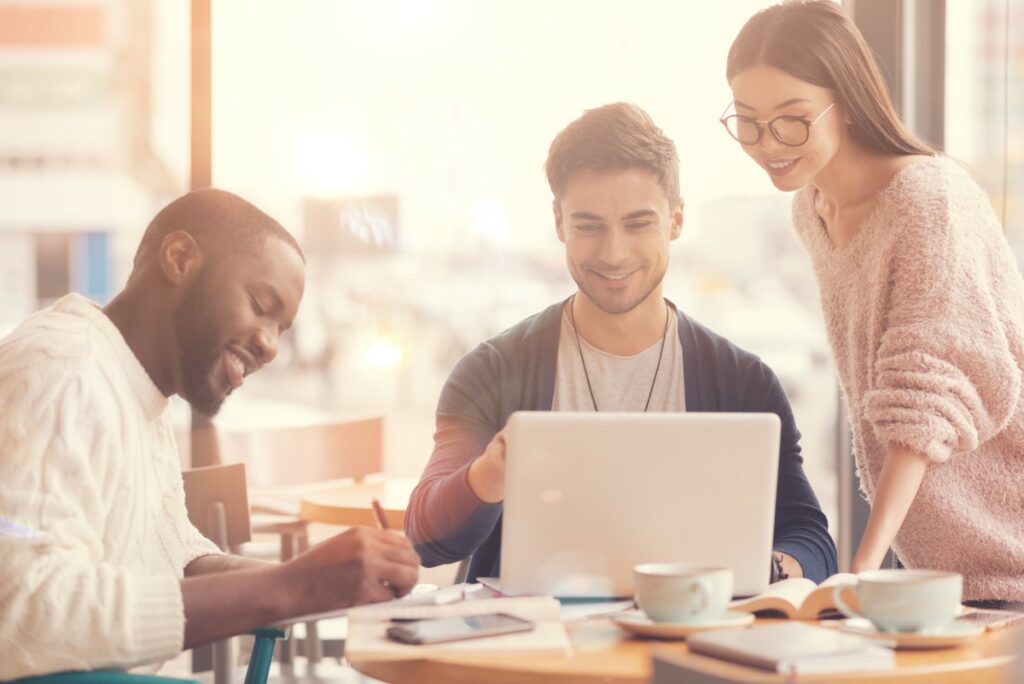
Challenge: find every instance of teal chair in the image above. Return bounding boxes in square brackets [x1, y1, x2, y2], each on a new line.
[7, 626, 286, 684]
[8, 675, 198, 684]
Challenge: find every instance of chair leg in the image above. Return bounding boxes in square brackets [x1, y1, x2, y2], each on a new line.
[213, 638, 234, 684]
[208, 501, 235, 684]
[191, 643, 213, 674]
[245, 629, 285, 684]
[278, 532, 296, 667]
[296, 531, 323, 663]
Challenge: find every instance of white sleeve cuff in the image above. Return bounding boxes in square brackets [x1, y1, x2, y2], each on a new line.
[121, 573, 186, 668]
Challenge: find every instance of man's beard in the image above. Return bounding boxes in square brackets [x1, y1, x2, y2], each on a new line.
[175, 273, 226, 417]
[571, 262, 666, 315]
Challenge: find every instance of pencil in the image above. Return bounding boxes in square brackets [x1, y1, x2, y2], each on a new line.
[371, 497, 389, 530]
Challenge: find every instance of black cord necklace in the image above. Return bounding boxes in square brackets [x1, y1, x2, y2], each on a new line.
[567, 294, 671, 412]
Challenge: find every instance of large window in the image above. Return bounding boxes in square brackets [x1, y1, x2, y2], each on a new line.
[0, 1, 190, 333]
[211, 0, 840, 529]
[945, 0, 1023, 260]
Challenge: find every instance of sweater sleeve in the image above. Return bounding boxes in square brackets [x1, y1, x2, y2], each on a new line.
[404, 343, 504, 567]
[863, 180, 1023, 463]
[180, 511, 224, 564]
[748, 360, 838, 583]
[170, 457, 223, 564]
[0, 364, 184, 679]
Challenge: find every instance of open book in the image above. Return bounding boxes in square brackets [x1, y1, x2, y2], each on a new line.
[345, 595, 572, 658]
[730, 573, 856, 619]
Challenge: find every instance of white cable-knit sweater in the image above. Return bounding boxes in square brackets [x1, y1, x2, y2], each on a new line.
[0, 294, 221, 679]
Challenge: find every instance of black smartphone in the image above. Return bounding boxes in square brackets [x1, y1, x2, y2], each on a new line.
[385, 612, 535, 645]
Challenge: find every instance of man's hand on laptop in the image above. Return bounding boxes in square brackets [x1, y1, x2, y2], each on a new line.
[278, 526, 421, 613]
[468, 428, 508, 503]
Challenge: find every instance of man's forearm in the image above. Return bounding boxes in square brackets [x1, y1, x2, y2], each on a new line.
[182, 526, 421, 649]
[182, 556, 290, 648]
[181, 566, 288, 649]
[185, 553, 275, 577]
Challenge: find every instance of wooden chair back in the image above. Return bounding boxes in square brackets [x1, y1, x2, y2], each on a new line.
[218, 415, 384, 487]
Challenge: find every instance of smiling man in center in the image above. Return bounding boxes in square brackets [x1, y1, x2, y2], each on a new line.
[405, 102, 837, 585]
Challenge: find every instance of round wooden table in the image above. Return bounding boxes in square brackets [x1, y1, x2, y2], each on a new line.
[298, 477, 416, 529]
[347, 618, 1017, 684]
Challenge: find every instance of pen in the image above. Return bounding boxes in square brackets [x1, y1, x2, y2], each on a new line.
[370, 497, 398, 596]
[371, 497, 389, 530]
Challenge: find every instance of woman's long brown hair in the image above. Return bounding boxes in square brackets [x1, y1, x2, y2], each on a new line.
[727, 0, 936, 156]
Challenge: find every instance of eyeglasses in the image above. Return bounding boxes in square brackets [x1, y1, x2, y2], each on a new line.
[719, 102, 836, 146]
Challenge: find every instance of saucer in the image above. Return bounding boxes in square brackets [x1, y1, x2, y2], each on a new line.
[612, 610, 754, 639]
[836, 618, 984, 649]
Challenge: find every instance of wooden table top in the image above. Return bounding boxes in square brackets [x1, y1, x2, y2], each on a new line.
[295, 478, 1019, 682]
[298, 477, 417, 529]
[347, 617, 1017, 684]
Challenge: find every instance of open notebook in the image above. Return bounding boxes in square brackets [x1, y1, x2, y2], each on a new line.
[730, 572, 856, 619]
[345, 595, 572, 658]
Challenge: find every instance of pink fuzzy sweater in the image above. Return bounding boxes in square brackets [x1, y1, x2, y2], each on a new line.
[792, 156, 1024, 600]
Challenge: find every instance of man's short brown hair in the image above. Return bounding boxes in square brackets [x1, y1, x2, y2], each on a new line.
[545, 102, 680, 204]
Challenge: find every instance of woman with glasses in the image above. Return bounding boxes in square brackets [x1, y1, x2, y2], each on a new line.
[724, 0, 1024, 604]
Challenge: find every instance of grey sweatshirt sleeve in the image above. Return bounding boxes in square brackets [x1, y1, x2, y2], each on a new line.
[404, 343, 504, 567]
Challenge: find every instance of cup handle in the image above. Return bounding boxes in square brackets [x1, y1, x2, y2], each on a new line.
[690, 579, 712, 615]
[832, 582, 865, 620]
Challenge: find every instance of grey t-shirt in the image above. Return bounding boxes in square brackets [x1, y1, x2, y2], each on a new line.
[552, 306, 685, 412]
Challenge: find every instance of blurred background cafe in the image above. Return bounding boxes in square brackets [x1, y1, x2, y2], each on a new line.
[0, 0, 1020, 679]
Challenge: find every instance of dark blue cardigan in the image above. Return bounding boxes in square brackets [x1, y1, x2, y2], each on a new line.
[404, 300, 838, 583]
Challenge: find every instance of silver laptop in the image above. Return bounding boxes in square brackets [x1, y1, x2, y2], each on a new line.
[488, 411, 780, 598]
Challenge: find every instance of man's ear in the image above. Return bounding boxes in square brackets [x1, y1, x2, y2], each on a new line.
[158, 230, 203, 287]
[670, 199, 684, 240]
[553, 199, 566, 243]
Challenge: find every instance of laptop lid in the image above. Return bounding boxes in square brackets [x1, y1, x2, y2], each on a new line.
[499, 411, 780, 598]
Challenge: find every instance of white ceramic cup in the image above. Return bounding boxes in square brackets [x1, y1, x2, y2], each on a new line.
[633, 563, 733, 623]
[832, 569, 963, 633]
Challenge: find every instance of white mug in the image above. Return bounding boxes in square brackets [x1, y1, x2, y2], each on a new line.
[832, 569, 963, 633]
[634, 563, 733, 623]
